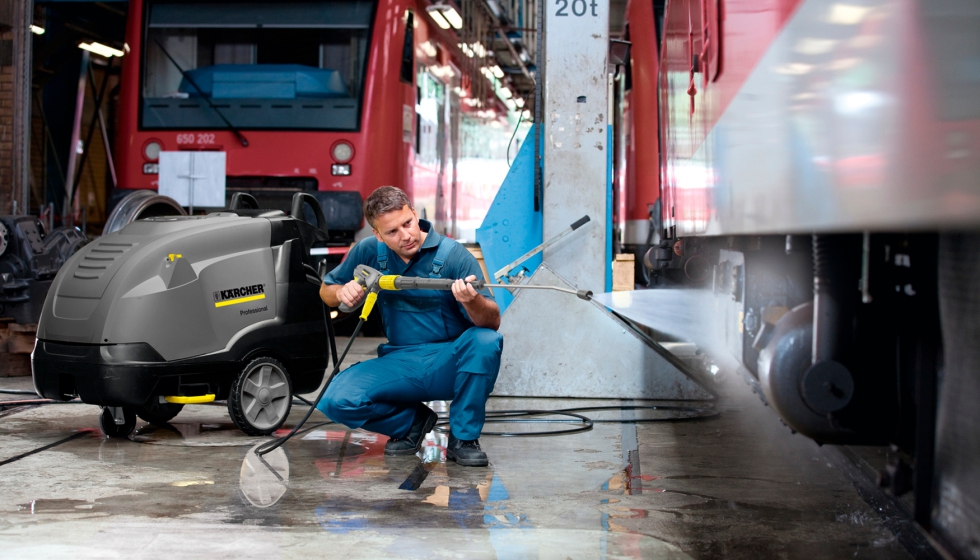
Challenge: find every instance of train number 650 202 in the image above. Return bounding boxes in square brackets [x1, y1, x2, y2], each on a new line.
[555, 0, 598, 17]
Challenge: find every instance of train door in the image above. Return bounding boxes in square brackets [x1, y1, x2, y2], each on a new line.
[413, 69, 445, 225]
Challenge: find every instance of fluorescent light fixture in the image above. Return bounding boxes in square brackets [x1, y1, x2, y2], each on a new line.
[514, 97, 525, 108]
[427, 3, 461, 30]
[30, 25, 44, 35]
[775, 62, 812, 75]
[795, 38, 836, 55]
[471, 42, 487, 58]
[442, 6, 462, 29]
[829, 57, 860, 71]
[828, 4, 870, 25]
[834, 91, 885, 115]
[490, 65, 504, 79]
[497, 87, 512, 100]
[79, 42, 124, 58]
[428, 9, 452, 29]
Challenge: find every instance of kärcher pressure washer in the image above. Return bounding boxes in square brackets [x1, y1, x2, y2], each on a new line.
[32, 192, 332, 438]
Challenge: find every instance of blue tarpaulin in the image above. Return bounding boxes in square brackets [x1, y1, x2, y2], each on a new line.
[180, 64, 348, 99]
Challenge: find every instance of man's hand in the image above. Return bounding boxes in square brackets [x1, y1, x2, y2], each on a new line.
[451, 275, 480, 304]
[452, 275, 500, 330]
[321, 279, 365, 309]
[337, 279, 367, 308]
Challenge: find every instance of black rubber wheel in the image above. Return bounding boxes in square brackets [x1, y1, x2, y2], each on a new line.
[99, 407, 136, 438]
[135, 399, 184, 425]
[228, 357, 293, 436]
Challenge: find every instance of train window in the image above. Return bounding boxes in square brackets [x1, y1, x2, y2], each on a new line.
[414, 71, 444, 167]
[400, 11, 415, 84]
[140, 0, 376, 131]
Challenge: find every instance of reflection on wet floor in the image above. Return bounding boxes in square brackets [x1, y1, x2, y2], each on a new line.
[0, 366, 918, 559]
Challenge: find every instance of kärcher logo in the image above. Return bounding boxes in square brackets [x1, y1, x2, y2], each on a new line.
[214, 284, 265, 302]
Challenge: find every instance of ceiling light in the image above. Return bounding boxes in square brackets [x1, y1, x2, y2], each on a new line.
[514, 97, 525, 108]
[490, 65, 504, 79]
[427, 3, 462, 30]
[427, 8, 452, 29]
[775, 62, 812, 75]
[827, 4, 871, 25]
[79, 42, 124, 58]
[30, 25, 44, 35]
[441, 6, 462, 29]
[794, 38, 836, 55]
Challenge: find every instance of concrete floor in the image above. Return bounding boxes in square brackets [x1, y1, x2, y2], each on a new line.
[0, 338, 919, 559]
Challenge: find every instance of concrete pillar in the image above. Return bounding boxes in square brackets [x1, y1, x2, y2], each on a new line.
[542, 0, 609, 293]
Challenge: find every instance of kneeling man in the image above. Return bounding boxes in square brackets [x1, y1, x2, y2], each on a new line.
[317, 186, 502, 466]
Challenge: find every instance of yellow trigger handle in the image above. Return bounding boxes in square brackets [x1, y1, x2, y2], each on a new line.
[359, 291, 378, 320]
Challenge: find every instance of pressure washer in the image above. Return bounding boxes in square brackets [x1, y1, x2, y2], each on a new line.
[32, 192, 332, 438]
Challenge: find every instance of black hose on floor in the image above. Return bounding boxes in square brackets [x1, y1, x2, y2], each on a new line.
[253, 316, 366, 456]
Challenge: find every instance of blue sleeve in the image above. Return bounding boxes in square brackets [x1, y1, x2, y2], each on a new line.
[323, 238, 375, 285]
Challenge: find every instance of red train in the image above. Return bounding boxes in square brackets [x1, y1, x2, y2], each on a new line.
[615, 0, 980, 554]
[112, 0, 513, 242]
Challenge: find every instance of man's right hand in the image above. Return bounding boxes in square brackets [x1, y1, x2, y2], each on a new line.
[320, 279, 367, 309]
[337, 279, 366, 309]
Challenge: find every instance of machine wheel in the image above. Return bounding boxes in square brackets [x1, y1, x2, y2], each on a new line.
[135, 399, 184, 425]
[99, 407, 136, 438]
[228, 357, 293, 436]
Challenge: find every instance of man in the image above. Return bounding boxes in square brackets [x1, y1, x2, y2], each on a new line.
[317, 186, 503, 467]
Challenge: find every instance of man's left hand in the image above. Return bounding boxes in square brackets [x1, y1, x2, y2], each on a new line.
[451, 275, 480, 304]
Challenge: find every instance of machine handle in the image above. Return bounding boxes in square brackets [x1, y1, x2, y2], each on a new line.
[230, 192, 259, 210]
[290, 193, 329, 235]
[570, 215, 591, 230]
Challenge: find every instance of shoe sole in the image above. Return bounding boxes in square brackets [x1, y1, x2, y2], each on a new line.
[384, 411, 439, 456]
[447, 449, 489, 467]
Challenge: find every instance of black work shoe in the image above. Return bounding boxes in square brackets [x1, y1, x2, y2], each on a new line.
[384, 405, 438, 456]
[447, 433, 489, 467]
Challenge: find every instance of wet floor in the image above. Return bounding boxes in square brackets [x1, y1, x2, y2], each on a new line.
[0, 338, 917, 559]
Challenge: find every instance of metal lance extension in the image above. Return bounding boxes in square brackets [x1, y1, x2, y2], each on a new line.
[338, 264, 593, 318]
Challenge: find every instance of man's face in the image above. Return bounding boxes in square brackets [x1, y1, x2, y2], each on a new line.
[372, 205, 423, 261]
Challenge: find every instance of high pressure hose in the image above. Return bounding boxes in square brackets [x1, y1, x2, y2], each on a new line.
[253, 313, 366, 456]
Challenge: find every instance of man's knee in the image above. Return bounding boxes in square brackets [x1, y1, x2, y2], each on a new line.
[318, 384, 366, 422]
[454, 328, 503, 376]
[460, 327, 503, 355]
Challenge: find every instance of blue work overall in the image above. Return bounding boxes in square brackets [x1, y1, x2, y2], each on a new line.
[317, 229, 503, 441]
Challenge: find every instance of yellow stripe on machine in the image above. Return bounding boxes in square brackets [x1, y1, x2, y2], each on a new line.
[214, 293, 266, 308]
[165, 394, 216, 404]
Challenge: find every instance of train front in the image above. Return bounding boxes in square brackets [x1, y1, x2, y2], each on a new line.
[114, 0, 407, 242]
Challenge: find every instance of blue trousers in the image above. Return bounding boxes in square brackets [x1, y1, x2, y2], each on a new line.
[317, 328, 503, 441]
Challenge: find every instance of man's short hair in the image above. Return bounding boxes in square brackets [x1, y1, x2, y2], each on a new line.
[364, 186, 412, 228]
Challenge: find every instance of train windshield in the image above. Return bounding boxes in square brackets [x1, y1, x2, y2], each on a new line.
[140, 0, 374, 131]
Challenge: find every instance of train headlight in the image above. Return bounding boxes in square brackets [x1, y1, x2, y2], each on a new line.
[143, 140, 162, 161]
[331, 141, 354, 163]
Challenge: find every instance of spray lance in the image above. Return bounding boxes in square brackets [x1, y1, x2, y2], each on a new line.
[338, 264, 593, 317]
